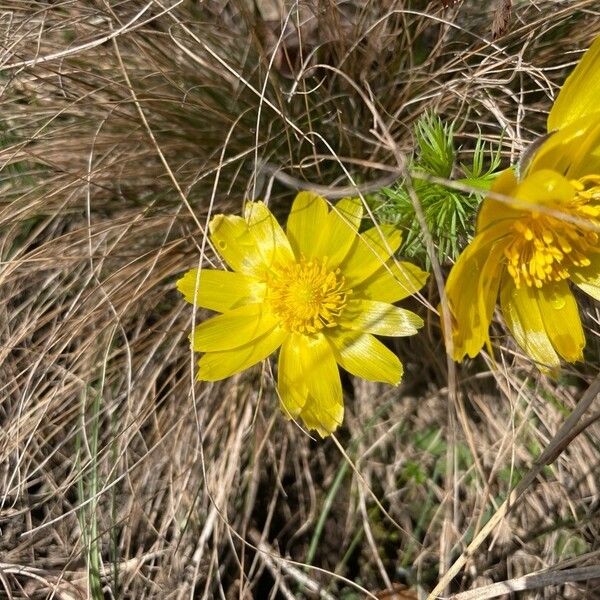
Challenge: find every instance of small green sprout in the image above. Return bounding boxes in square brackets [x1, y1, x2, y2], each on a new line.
[375, 112, 503, 266]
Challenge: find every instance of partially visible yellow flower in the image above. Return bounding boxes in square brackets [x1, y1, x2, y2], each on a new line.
[178, 192, 428, 436]
[445, 36, 600, 369]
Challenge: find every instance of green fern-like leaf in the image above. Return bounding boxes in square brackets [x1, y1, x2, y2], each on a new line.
[375, 112, 503, 266]
[414, 112, 455, 178]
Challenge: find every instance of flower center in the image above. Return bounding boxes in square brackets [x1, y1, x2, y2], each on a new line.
[505, 175, 600, 288]
[267, 258, 348, 334]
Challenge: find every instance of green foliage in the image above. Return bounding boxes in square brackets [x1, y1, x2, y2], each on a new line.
[400, 460, 428, 485]
[554, 532, 590, 559]
[76, 387, 104, 600]
[413, 112, 455, 179]
[376, 112, 502, 265]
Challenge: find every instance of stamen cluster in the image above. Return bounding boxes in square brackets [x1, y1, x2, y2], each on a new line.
[267, 258, 349, 334]
[505, 176, 600, 288]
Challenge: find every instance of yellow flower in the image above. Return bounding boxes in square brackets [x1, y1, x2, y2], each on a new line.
[177, 192, 428, 436]
[445, 36, 600, 369]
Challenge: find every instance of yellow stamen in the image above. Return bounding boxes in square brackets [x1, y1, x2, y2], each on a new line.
[505, 175, 600, 288]
[267, 258, 349, 334]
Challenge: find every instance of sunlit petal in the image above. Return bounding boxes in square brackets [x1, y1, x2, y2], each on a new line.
[245, 201, 295, 268]
[340, 225, 402, 285]
[548, 35, 600, 132]
[563, 119, 600, 179]
[190, 304, 278, 352]
[328, 329, 403, 385]
[537, 281, 584, 362]
[339, 299, 423, 336]
[294, 333, 344, 435]
[209, 214, 263, 274]
[575, 279, 600, 301]
[500, 278, 559, 369]
[277, 333, 309, 418]
[445, 230, 507, 360]
[286, 191, 329, 259]
[177, 268, 264, 312]
[317, 197, 364, 267]
[298, 393, 344, 438]
[196, 328, 286, 381]
[279, 333, 345, 436]
[528, 115, 600, 178]
[356, 260, 428, 303]
[573, 253, 600, 300]
[515, 169, 576, 206]
[476, 168, 520, 232]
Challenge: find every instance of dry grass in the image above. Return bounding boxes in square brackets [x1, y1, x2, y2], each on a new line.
[1, 1, 599, 598]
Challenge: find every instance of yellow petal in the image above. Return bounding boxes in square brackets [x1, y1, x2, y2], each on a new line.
[286, 191, 329, 259]
[327, 330, 403, 385]
[277, 333, 309, 418]
[537, 281, 584, 363]
[245, 201, 295, 268]
[528, 114, 600, 178]
[548, 35, 600, 132]
[316, 197, 363, 267]
[177, 269, 264, 312]
[482, 167, 576, 222]
[355, 259, 428, 303]
[562, 118, 600, 179]
[445, 232, 507, 361]
[476, 168, 520, 232]
[300, 333, 342, 413]
[190, 304, 278, 352]
[298, 392, 344, 438]
[196, 328, 286, 381]
[572, 253, 600, 300]
[575, 279, 600, 301]
[294, 333, 343, 436]
[209, 214, 262, 274]
[499, 278, 559, 369]
[340, 224, 402, 285]
[338, 299, 423, 336]
[514, 168, 575, 207]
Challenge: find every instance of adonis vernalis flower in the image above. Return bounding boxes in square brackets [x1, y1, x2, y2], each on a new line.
[445, 36, 600, 369]
[178, 192, 428, 436]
